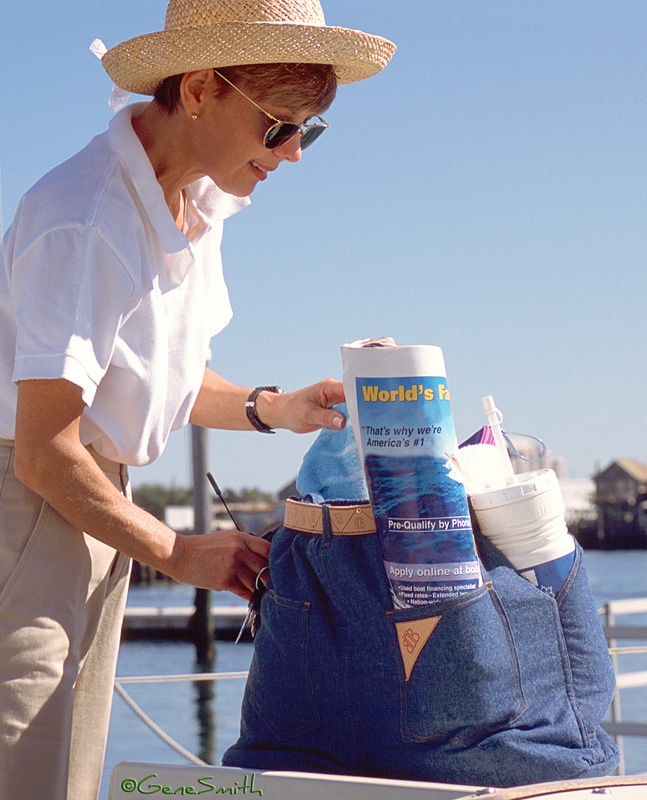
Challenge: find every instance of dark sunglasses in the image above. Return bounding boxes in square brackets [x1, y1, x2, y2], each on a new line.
[213, 69, 328, 150]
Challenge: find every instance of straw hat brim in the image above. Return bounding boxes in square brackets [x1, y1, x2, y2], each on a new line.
[102, 22, 397, 95]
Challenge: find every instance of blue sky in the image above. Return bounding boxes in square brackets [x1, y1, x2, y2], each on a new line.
[1, 1, 645, 494]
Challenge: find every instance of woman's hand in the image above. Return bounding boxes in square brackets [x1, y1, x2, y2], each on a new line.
[172, 529, 270, 599]
[255, 378, 346, 433]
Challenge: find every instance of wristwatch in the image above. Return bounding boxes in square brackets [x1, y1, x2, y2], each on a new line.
[245, 386, 284, 433]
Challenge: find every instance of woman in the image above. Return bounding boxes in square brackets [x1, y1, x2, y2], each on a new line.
[0, 0, 396, 797]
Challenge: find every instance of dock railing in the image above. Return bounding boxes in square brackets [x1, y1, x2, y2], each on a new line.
[600, 597, 647, 775]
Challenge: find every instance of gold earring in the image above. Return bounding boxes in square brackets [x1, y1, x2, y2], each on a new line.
[191, 113, 198, 120]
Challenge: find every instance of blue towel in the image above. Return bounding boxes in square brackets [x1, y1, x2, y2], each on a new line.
[296, 404, 369, 502]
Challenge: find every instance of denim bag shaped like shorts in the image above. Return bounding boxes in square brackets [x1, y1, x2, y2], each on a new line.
[223, 415, 619, 788]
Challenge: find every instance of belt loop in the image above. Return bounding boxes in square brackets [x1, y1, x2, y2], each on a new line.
[321, 503, 333, 547]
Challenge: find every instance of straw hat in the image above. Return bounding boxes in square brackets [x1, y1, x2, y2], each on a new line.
[101, 0, 396, 95]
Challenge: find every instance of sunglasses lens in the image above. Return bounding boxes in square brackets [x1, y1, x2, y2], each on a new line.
[264, 122, 300, 149]
[264, 121, 327, 150]
[300, 125, 326, 150]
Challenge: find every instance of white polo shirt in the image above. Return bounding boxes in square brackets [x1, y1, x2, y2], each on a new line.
[0, 103, 249, 465]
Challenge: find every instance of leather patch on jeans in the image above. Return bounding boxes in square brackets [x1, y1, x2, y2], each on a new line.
[396, 616, 442, 681]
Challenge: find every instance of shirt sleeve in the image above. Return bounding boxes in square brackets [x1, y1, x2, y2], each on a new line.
[10, 224, 137, 407]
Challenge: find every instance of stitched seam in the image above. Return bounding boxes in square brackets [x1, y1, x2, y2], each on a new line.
[550, 597, 590, 747]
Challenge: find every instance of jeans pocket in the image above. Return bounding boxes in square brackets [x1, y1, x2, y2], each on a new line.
[392, 582, 527, 745]
[248, 589, 320, 741]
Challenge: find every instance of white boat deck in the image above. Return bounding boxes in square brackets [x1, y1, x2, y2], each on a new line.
[108, 761, 647, 800]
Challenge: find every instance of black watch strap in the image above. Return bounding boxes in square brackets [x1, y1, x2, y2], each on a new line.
[245, 386, 284, 433]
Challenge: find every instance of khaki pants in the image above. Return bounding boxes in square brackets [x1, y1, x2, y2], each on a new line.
[0, 439, 131, 800]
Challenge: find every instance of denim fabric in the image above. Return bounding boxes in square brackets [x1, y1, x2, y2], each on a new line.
[223, 501, 619, 788]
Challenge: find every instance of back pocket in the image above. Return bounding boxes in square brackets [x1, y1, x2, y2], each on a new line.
[391, 582, 527, 745]
[248, 589, 321, 741]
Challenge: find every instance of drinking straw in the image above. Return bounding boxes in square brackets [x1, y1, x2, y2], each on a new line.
[482, 395, 516, 485]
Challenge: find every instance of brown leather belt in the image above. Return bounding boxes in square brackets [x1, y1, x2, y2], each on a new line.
[284, 498, 376, 535]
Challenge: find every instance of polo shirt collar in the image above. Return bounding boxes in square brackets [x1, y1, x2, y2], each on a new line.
[107, 103, 250, 256]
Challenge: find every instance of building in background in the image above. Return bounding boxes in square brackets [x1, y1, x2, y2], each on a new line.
[593, 459, 647, 549]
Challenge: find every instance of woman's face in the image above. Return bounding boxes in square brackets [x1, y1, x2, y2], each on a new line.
[187, 71, 315, 197]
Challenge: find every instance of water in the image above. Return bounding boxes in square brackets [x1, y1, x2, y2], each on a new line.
[99, 550, 647, 799]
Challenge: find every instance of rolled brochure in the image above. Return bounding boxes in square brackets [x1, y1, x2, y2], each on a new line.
[341, 338, 482, 608]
